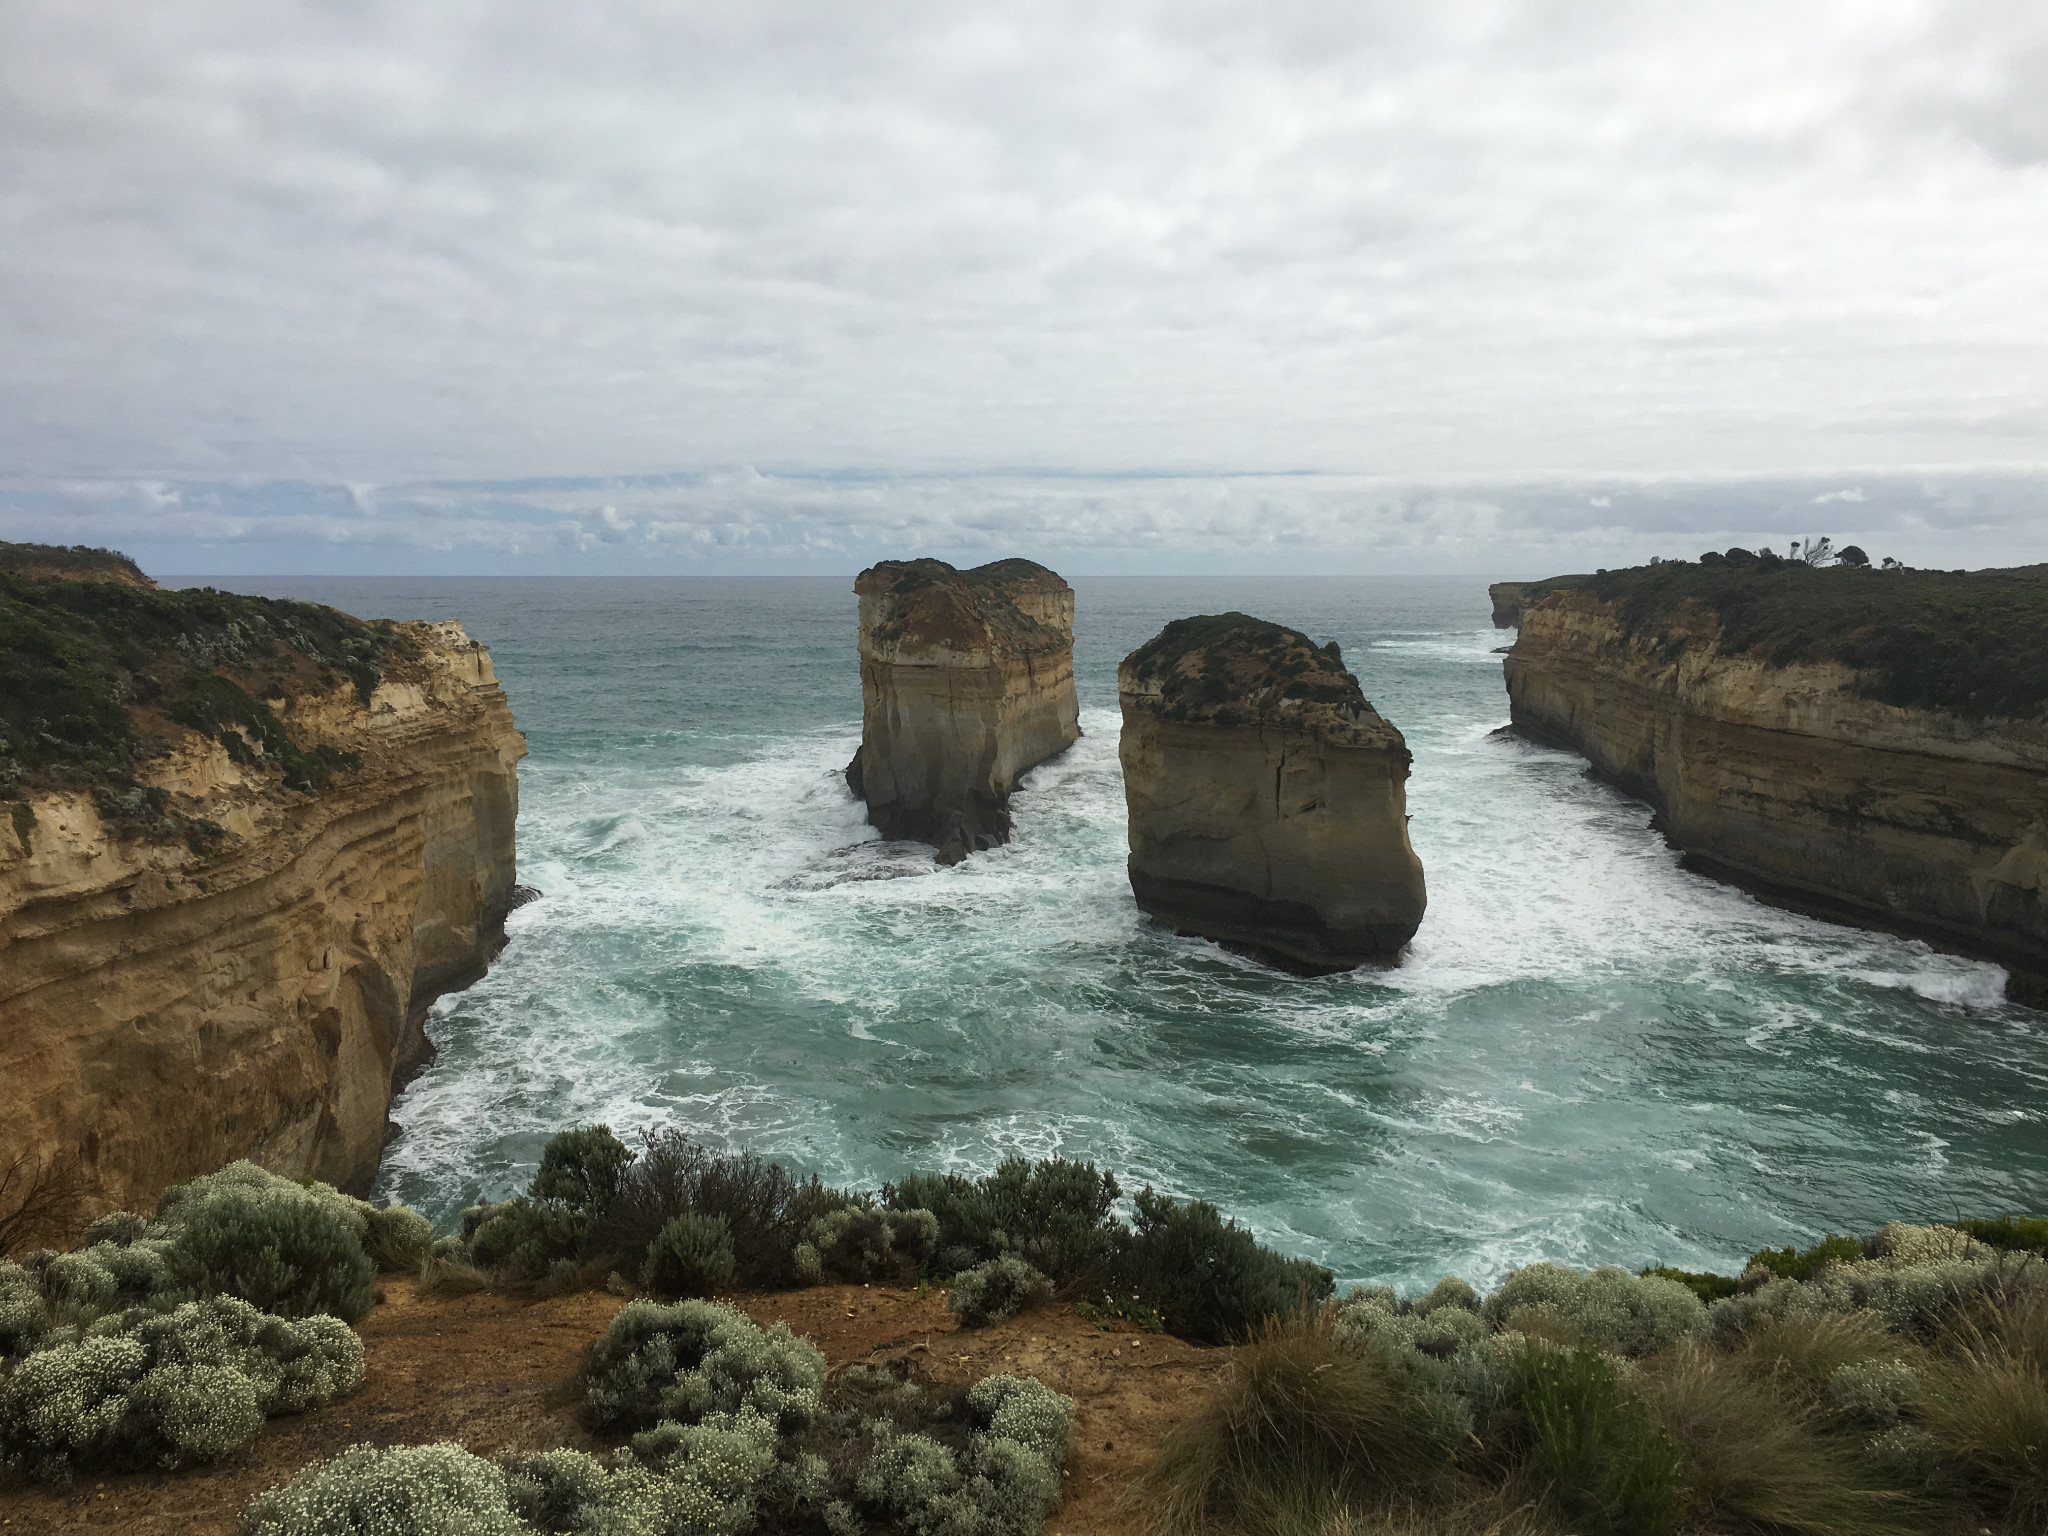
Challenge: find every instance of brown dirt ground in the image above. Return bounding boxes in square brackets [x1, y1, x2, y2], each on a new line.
[0, 1279, 1223, 1534]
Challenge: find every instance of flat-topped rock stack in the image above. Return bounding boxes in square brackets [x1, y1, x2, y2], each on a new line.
[847, 558, 1080, 864]
[1118, 612, 1427, 973]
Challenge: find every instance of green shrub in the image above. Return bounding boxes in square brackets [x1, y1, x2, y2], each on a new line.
[363, 1205, 435, 1274]
[584, 1298, 825, 1435]
[1952, 1215, 2048, 1255]
[530, 1125, 636, 1214]
[641, 1213, 736, 1299]
[1747, 1234, 1867, 1283]
[0, 1295, 363, 1481]
[160, 1164, 375, 1322]
[1334, 1288, 1510, 1443]
[1515, 1342, 1683, 1536]
[795, 1206, 939, 1286]
[465, 1197, 585, 1282]
[1483, 1264, 1702, 1357]
[238, 1442, 527, 1536]
[886, 1155, 1122, 1281]
[850, 1374, 1073, 1536]
[592, 1129, 855, 1291]
[1113, 1188, 1333, 1346]
[1641, 1264, 1741, 1303]
[948, 1257, 1052, 1329]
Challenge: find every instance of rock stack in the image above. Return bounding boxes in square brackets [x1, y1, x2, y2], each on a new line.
[847, 558, 1080, 864]
[1118, 612, 1426, 972]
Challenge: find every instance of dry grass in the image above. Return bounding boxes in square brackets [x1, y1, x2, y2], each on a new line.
[1921, 1290, 2048, 1521]
[1133, 1306, 1456, 1536]
[1635, 1343, 1925, 1536]
[417, 1252, 494, 1298]
[0, 1151, 96, 1257]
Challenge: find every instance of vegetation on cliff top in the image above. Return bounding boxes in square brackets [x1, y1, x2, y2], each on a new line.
[1556, 557, 2048, 719]
[0, 545, 414, 831]
[1123, 612, 1390, 738]
[855, 556, 1071, 655]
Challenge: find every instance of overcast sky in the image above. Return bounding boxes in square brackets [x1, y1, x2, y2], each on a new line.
[3, 1, 2045, 574]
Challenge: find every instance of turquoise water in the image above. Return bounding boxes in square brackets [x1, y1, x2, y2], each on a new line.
[211, 575, 2048, 1292]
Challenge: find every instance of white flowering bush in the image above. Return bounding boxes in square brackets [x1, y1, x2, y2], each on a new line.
[0, 1295, 363, 1480]
[239, 1442, 530, 1536]
[1710, 1252, 2047, 1342]
[851, 1373, 1073, 1536]
[1482, 1263, 1704, 1357]
[585, 1299, 826, 1435]
[946, 1256, 1052, 1329]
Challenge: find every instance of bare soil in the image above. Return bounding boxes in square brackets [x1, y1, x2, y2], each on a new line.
[0, 1279, 1221, 1534]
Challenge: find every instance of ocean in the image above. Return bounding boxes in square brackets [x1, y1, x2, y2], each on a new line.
[199, 574, 2048, 1293]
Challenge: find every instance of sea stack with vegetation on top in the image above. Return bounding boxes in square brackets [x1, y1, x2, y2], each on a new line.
[1117, 612, 1427, 973]
[1502, 551, 2048, 1005]
[846, 557, 1080, 864]
[0, 543, 526, 1208]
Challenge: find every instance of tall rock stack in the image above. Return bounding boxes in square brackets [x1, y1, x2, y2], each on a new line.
[847, 558, 1081, 864]
[1118, 613, 1426, 973]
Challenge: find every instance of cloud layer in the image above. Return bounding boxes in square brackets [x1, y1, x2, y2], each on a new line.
[2, 2, 2045, 568]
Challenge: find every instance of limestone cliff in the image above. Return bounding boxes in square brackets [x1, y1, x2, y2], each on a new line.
[1118, 613, 1426, 973]
[1, 563, 525, 1209]
[847, 558, 1080, 864]
[1490, 576, 1588, 628]
[1504, 561, 2048, 1005]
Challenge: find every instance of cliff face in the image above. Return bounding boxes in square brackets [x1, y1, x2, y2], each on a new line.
[847, 558, 1080, 864]
[1490, 576, 1588, 628]
[0, 618, 525, 1209]
[1506, 583, 2048, 1005]
[1118, 614, 1426, 973]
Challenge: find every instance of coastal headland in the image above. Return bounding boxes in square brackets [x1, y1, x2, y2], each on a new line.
[0, 545, 526, 1207]
[1501, 556, 2048, 1005]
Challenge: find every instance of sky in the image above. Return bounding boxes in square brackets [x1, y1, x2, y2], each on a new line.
[2, 1, 2045, 576]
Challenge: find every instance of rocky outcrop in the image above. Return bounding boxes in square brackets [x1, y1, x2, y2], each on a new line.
[1118, 614, 1427, 973]
[1490, 576, 1588, 628]
[847, 558, 1080, 864]
[1505, 574, 2048, 1005]
[0, 614, 525, 1209]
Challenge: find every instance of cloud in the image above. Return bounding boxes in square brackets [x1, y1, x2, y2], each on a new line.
[0, 2, 2044, 571]
[1811, 488, 1866, 504]
[5, 464, 2041, 576]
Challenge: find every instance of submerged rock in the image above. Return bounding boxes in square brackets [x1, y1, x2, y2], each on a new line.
[1117, 612, 1426, 973]
[847, 558, 1080, 864]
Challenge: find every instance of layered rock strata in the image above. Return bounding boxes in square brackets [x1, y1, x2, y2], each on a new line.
[847, 558, 1080, 864]
[1, 609, 525, 1209]
[1118, 613, 1427, 973]
[1505, 574, 2048, 1005]
[1490, 576, 1588, 628]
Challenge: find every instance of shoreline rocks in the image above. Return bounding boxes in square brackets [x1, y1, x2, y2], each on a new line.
[1118, 613, 1426, 973]
[847, 558, 1080, 864]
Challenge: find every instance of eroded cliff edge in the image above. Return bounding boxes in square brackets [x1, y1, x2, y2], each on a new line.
[1119, 613, 1426, 973]
[1504, 559, 2048, 1005]
[0, 550, 526, 1207]
[847, 558, 1080, 864]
